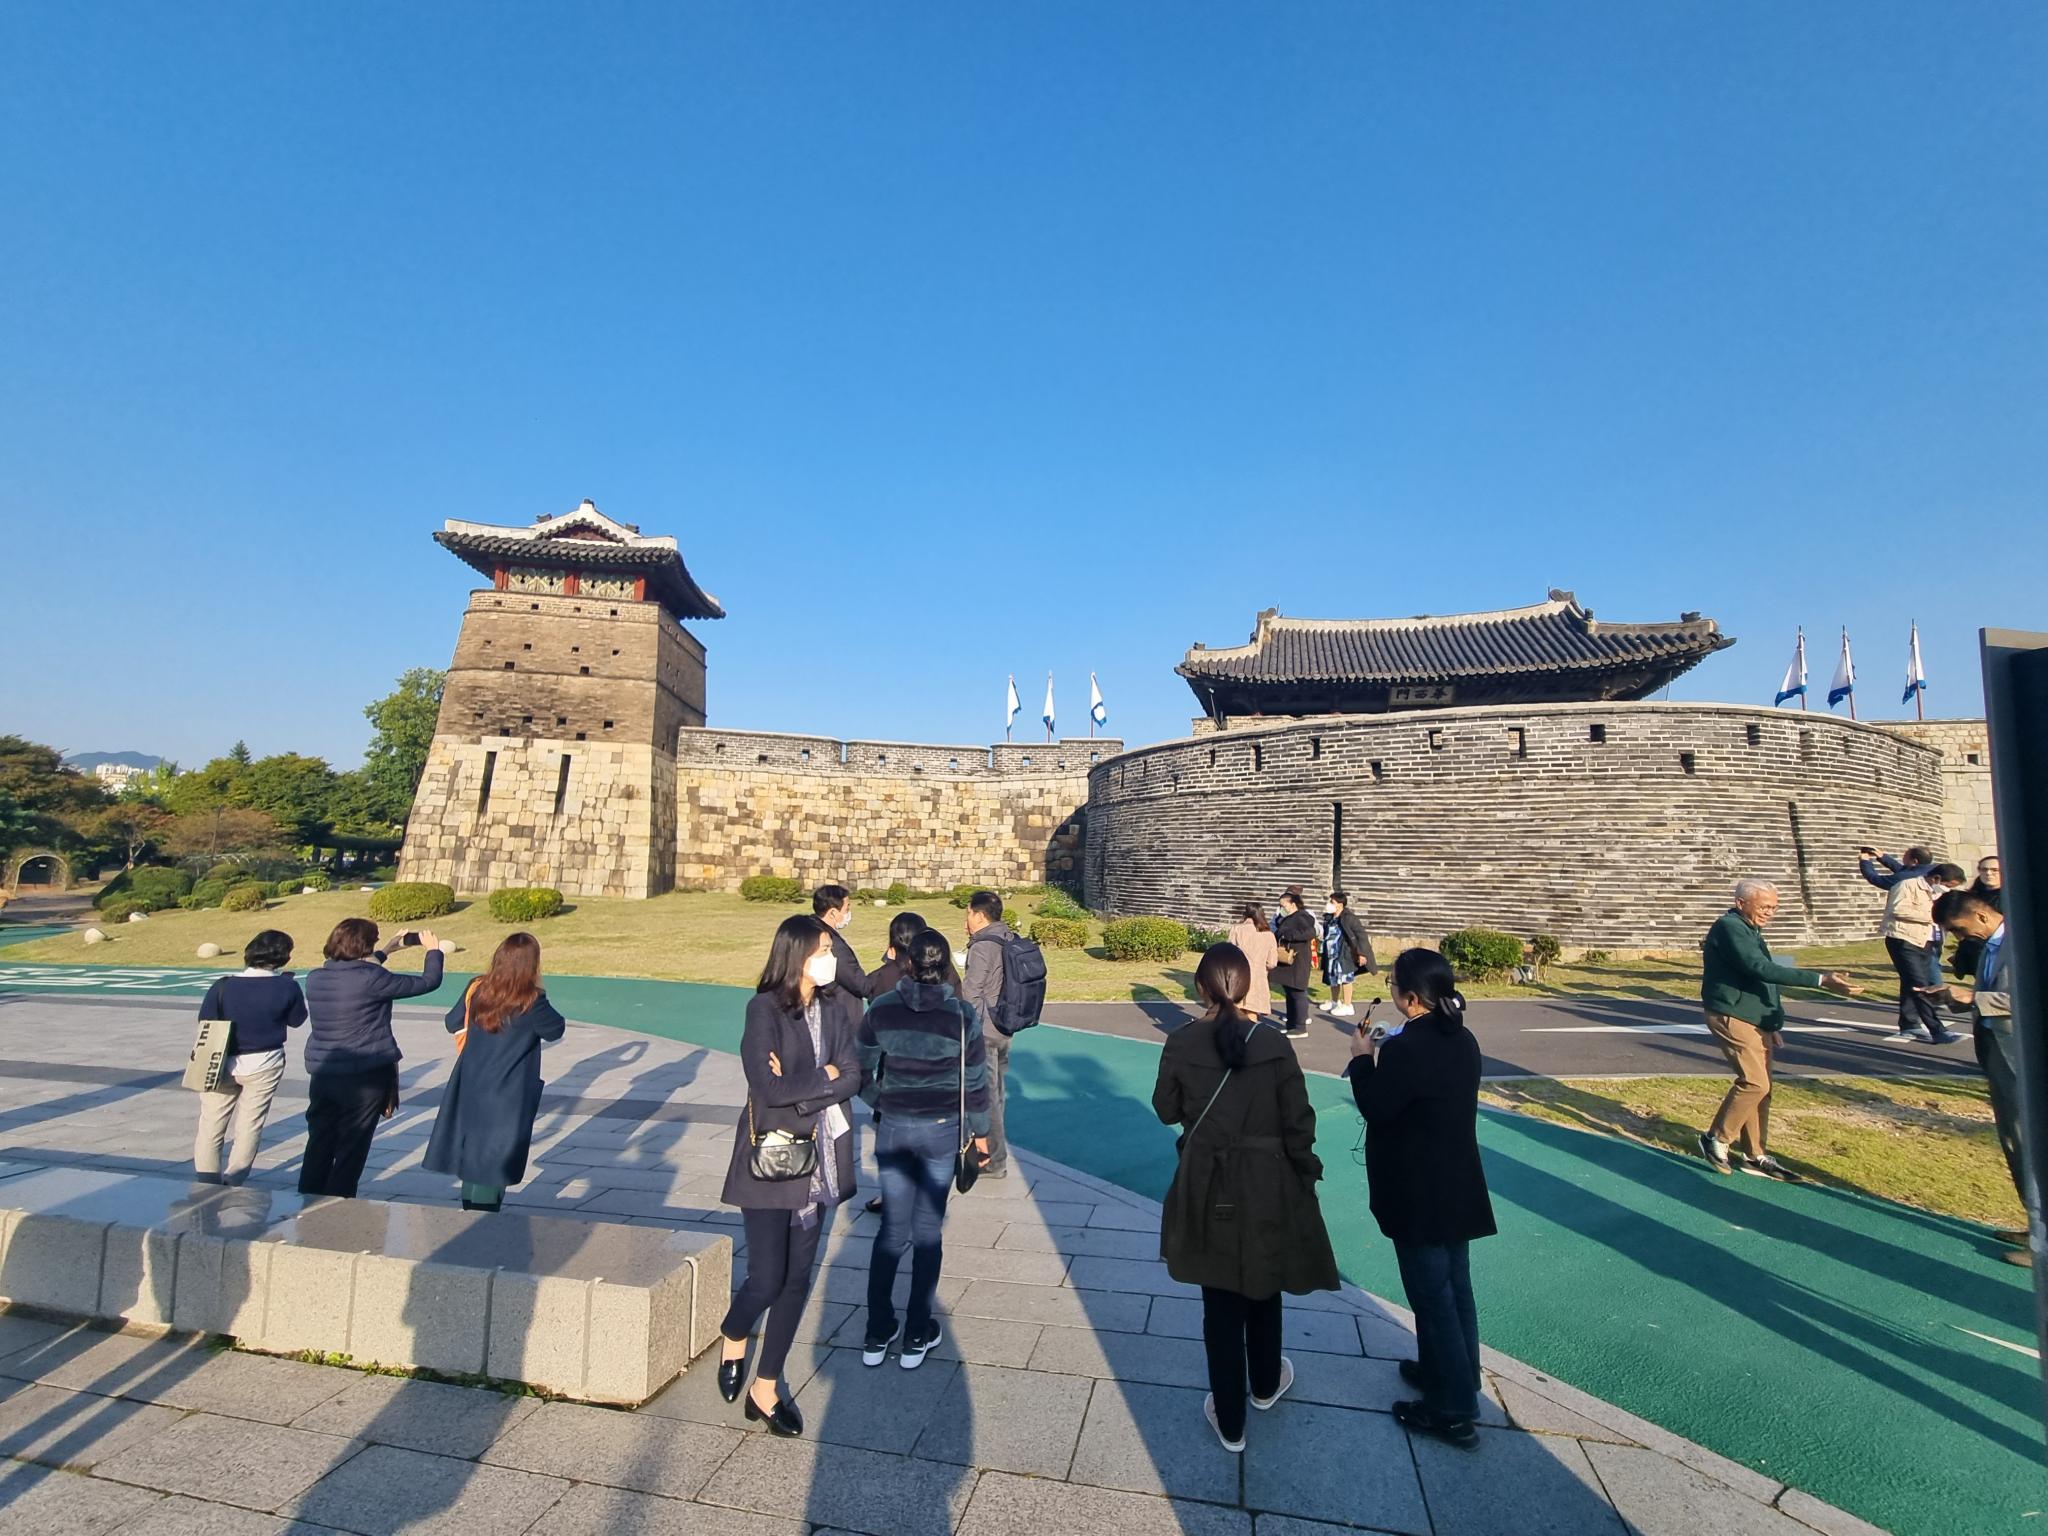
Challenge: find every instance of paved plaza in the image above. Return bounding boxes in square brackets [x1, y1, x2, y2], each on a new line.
[0, 992, 1887, 1534]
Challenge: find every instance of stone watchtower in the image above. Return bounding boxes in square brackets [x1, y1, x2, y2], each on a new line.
[397, 500, 724, 898]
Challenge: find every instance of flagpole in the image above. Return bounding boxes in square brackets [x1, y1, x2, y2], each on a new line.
[1913, 623, 1925, 721]
[1844, 628, 1857, 721]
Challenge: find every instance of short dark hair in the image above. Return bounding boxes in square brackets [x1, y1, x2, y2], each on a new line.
[758, 914, 833, 1009]
[1934, 888, 1999, 926]
[812, 884, 851, 917]
[1329, 890, 1349, 907]
[908, 928, 954, 985]
[324, 918, 379, 962]
[888, 910, 928, 954]
[244, 929, 294, 971]
[968, 890, 1004, 922]
[1929, 863, 1968, 886]
[1904, 847, 1934, 867]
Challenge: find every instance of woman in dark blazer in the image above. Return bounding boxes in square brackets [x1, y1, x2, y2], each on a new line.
[1346, 947, 1497, 1451]
[300, 918, 445, 1198]
[1271, 886, 1318, 1038]
[717, 914, 863, 1437]
[425, 932, 565, 1212]
[1155, 943, 1338, 1452]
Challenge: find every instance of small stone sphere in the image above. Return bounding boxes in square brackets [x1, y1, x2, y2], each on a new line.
[128, 910, 149, 923]
[82, 928, 106, 945]
[197, 943, 223, 959]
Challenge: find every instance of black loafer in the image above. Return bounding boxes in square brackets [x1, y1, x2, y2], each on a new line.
[745, 1392, 804, 1437]
[717, 1356, 745, 1404]
[1398, 1359, 1425, 1389]
[1393, 1398, 1479, 1451]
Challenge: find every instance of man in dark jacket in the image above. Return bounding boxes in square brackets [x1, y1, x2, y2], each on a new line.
[962, 891, 1013, 1178]
[1929, 888, 2028, 1265]
[1697, 880, 1855, 1179]
[813, 884, 871, 1001]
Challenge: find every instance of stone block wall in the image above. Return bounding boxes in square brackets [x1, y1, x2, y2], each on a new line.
[1875, 719, 1998, 869]
[673, 728, 1120, 892]
[1084, 702, 1947, 947]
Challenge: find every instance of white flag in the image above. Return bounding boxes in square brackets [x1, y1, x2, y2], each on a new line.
[1042, 674, 1056, 734]
[1828, 630, 1855, 708]
[1005, 675, 1020, 730]
[1902, 624, 1927, 705]
[1775, 630, 1807, 706]
[1089, 673, 1108, 726]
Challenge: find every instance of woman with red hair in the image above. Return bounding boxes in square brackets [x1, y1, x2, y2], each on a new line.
[425, 932, 566, 1211]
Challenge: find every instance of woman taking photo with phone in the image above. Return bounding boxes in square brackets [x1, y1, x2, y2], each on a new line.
[717, 915, 863, 1437]
[1155, 942, 1338, 1452]
[1347, 946, 1495, 1450]
[425, 931, 565, 1212]
[300, 918, 443, 1198]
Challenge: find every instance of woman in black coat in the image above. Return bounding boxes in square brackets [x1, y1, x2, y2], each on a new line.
[1271, 886, 1318, 1038]
[1346, 947, 1497, 1451]
[717, 915, 863, 1437]
[424, 932, 565, 1212]
[1155, 943, 1338, 1453]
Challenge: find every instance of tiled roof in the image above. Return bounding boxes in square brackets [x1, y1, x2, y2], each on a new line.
[1177, 591, 1729, 684]
[433, 501, 724, 620]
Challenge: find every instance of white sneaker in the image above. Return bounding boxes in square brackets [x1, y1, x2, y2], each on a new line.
[1328, 1002, 1353, 1017]
[1250, 1357, 1295, 1411]
[1892, 1027, 1934, 1043]
[1203, 1394, 1246, 1453]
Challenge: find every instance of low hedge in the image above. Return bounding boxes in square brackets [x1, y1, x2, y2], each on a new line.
[489, 887, 565, 922]
[740, 875, 804, 904]
[1030, 917, 1090, 949]
[367, 882, 457, 922]
[1102, 916, 1190, 962]
[298, 870, 333, 892]
[190, 879, 229, 908]
[1186, 925, 1228, 952]
[97, 866, 191, 911]
[1035, 888, 1088, 921]
[367, 865, 399, 881]
[177, 894, 207, 910]
[271, 878, 304, 898]
[885, 881, 911, 904]
[221, 885, 269, 913]
[1530, 934, 1562, 969]
[101, 897, 153, 922]
[1441, 928, 1524, 978]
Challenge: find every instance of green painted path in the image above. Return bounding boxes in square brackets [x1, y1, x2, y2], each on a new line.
[0, 925, 73, 950]
[4, 960, 2040, 1532]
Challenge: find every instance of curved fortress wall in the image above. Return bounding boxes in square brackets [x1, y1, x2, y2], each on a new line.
[1083, 702, 1946, 948]
[674, 728, 1123, 893]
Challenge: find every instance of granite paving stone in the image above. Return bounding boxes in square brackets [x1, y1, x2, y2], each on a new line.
[287, 1374, 540, 1460]
[1063, 1255, 1195, 1297]
[1493, 1376, 1637, 1442]
[957, 1469, 1251, 1536]
[1240, 1399, 1430, 1534]
[132, 1350, 353, 1426]
[1146, 1296, 1363, 1355]
[829, 1311, 1043, 1369]
[913, 1362, 1094, 1477]
[283, 1442, 570, 1536]
[1066, 1380, 1241, 1504]
[1771, 1486, 1892, 1536]
[696, 1437, 977, 1536]
[100, 1493, 301, 1535]
[91, 1413, 361, 1512]
[0, 1381, 186, 1470]
[781, 1346, 959, 1454]
[1080, 1202, 1160, 1231]
[0, 1324, 207, 1392]
[1411, 1425, 1624, 1535]
[926, 1246, 1069, 1286]
[952, 1279, 1150, 1333]
[482, 1398, 743, 1499]
[0, 1462, 164, 1536]
[525, 1483, 808, 1536]
[1024, 1324, 1210, 1389]
[1581, 1442, 1814, 1535]
[0, 1308, 71, 1363]
[994, 1223, 1163, 1260]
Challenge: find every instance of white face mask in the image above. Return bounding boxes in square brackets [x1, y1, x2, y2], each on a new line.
[836, 910, 852, 930]
[805, 953, 839, 988]
[1324, 905, 1337, 916]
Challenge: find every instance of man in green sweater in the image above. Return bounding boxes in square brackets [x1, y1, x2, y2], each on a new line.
[1698, 879, 1857, 1179]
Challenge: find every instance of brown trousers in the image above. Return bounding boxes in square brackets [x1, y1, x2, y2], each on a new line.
[1706, 1012, 1776, 1155]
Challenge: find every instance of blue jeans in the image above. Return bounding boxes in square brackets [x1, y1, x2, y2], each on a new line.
[867, 1115, 959, 1341]
[1394, 1240, 1480, 1420]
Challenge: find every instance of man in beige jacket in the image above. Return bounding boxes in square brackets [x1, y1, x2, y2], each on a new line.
[1859, 850, 1966, 1043]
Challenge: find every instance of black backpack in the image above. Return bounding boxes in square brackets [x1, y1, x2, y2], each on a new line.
[991, 931, 1048, 1036]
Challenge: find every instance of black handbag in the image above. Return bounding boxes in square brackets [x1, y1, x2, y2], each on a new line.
[746, 1099, 817, 1183]
[954, 1006, 981, 1195]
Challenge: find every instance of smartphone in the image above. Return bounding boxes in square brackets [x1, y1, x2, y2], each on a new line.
[1856, 846, 1877, 857]
[392, 931, 422, 949]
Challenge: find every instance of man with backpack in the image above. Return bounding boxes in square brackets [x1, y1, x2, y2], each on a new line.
[962, 889, 1047, 1180]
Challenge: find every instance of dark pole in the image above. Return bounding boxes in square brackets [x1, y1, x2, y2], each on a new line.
[1980, 627, 2048, 1437]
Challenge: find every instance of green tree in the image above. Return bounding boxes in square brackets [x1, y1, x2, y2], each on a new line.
[228, 740, 252, 765]
[361, 668, 446, 827]
[237, 753, 338, 841]
[160, 806, 289, 865]
[160, 755, 248, 817]
[69, 802, 171, 871]
[0, 735, 103, 856]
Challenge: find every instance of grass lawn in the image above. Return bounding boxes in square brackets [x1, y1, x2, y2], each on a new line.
[1483, 1074, 2022, 1227]
[12, 885, 1901, 1006]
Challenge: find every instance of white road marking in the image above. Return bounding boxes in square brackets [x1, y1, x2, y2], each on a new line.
[1522, 1024, 1860, 1036]
[1953, 1325, 2040, 1360]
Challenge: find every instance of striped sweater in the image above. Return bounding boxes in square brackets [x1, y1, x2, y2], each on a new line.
[858, 980, 992, 1134]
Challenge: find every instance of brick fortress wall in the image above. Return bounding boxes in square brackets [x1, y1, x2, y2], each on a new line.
[673, 728, 1123, 893]
[399, 590, 705, 898]
[1873, 719, 1998, 870]
[1083, 702, 1947, 948]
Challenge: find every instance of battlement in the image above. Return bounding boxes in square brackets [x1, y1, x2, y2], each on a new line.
[676, 727, 1124, 779]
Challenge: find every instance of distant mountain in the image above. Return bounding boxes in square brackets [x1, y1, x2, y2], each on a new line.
[64, 751, 163, 771]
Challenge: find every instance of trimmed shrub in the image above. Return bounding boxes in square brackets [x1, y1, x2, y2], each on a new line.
[177, 894, 207, 910]
[271, 879, 302, 898]
[1582, 949, 1612, 966]
[1185, 925, 1228, 952]
[885, 881, 910, 904]
[367, 882, 457, 922]
[1441, 928, 1525, 979]
[1035, 887, 1087, 921]
[1030, 917, 1090, 949]
[204, 863, 244, 884]
[221, 885, 269, 913]
[98, 867, 190, 911]
[1102, 917, 1191, 963]
[1002, 905, 1023, 929]
[101, 897, 152, 922]
[489, 887, 565, 922]
[190, 879, 229, 908]
[1530, 934, 1562, 970]
[299, 870, 333, 892]
[368, 865, 399, 881]
[739, 875, 803, 904]
[948, 884, 981, 908]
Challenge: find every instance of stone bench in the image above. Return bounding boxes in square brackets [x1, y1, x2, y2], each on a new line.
[0, 1166, 730, 1404]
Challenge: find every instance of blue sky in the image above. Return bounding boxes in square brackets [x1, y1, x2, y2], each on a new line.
[3, 3, 2042, 768]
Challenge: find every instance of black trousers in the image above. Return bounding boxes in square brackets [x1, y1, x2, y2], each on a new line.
[1282, 987, 1309, 1032]
[299, 1064, 397, 1198]
[1201, 1286, 1283, 1441]
[723, 1207, 825, 1382]
[1885, 937, 1940, 1033]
